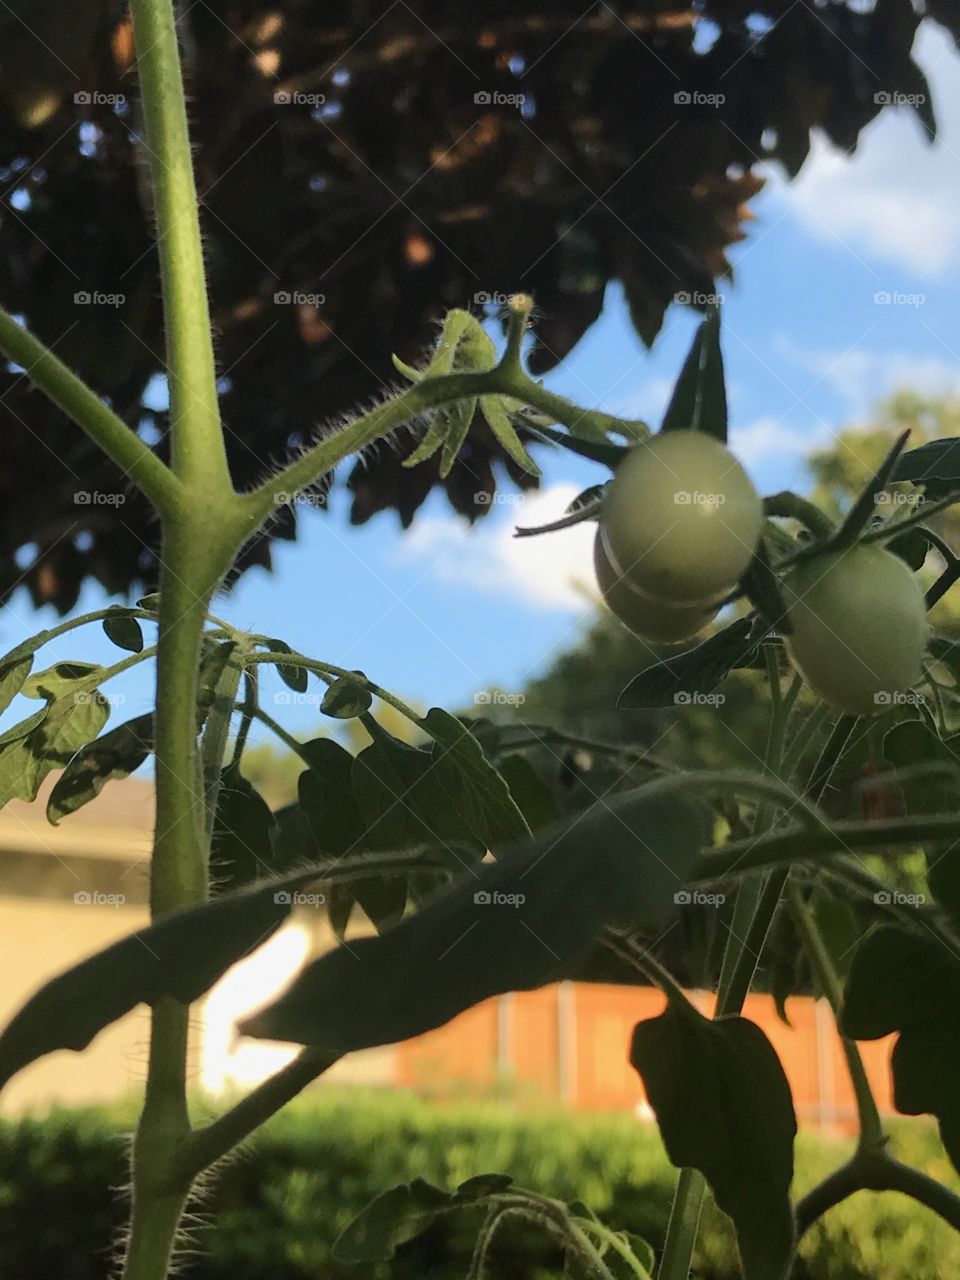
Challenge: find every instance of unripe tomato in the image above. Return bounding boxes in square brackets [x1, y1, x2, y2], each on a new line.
[600, 431, 762, 605]
[783, 544, 928, 717]
[594, 532, 717, 644]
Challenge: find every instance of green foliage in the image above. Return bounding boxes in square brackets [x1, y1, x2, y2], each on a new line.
[239, 787, 711, 1052]
[661, 307, 727, 443]
[2, 1098, 960, 1280]
[630, 1000, 797, 1280]
[842, 928, 960, 1172]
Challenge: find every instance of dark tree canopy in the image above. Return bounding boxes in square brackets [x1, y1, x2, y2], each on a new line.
[0, 0, 951, 609]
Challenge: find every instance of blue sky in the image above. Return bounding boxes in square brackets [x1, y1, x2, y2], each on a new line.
[4, 24, 960, 748]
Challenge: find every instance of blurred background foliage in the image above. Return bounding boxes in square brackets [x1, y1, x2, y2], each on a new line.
[0, 0, 954, 608]
[2, 1092, 958, 1280]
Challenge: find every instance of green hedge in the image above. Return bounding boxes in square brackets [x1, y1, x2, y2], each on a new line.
[0, 1089, 957, 1278]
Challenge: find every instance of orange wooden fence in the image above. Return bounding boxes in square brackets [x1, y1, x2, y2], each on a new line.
[395, 983, 895, 1133]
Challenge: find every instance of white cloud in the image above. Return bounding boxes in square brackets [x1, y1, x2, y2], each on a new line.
[397, 483, 598, 612]
[730, 416, 813, 464]
[775, 334, 960, 411]
[768, 26, 960, 277]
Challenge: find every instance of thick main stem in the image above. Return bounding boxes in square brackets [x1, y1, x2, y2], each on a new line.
[124, 523, 220, 1280]
[129, 0, 229, 491]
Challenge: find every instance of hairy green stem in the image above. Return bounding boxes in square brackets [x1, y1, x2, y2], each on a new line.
[0, 309, 179, 512]
[176, 1048, 341, 1181]
[795, 1150, 960, 1237]
[129, 0, 228, 491]
[788, 881, 883, 1150]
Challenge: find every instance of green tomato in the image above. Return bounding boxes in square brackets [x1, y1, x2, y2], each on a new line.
[594, 532, 717, 644]
[783, 543, 929, 717]
[600, 431, 762, 605]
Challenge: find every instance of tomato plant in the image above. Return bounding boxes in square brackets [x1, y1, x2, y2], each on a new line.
[594, 531, 718, 644]
[600, 430, 763, 605]
[784, 544, 929, 716]
[2, 7, 960, 1280]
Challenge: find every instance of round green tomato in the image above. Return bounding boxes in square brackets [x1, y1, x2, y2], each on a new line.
[783, 543, 929, 717]
[594, 532, 717, 644]
[600, 431, 762, 605]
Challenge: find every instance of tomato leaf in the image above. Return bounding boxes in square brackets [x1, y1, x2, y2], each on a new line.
[102, 607, 144, 654]
[320, 674, 372, 719]
[239, 786, 711, 1051]
[661, 306, 727, 442]
[421, 707, 530, 846]
[262, 638, 308, 693]
[333, 1174, 514, 1265]
[525, 422, 628, 470]
[830, 430, 911, 549]
[892, 437, 960, 497]
[0, 654, 32, 716]
[210, 763, 277, 893]
[0, 880, 298, 1091]
[618, 617, 765, 710]
[46, 713, 153, 824]
[841, 926, 960, 1172]
[630, 999, 797, 1280]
